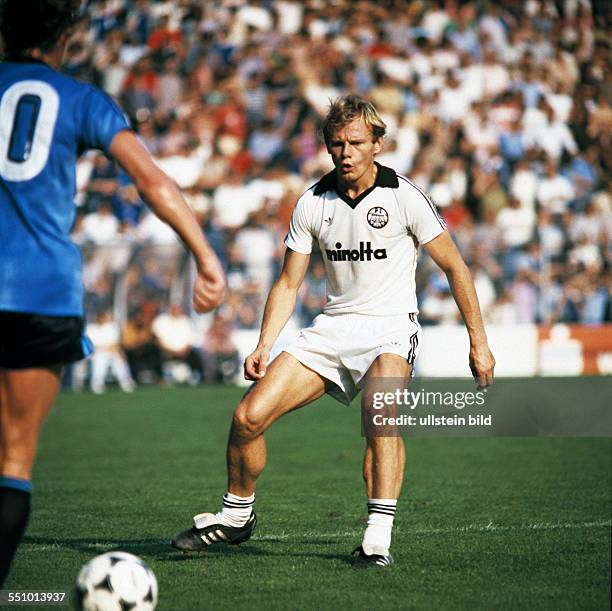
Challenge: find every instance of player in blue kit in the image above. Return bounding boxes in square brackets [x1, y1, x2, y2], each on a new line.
[0, 0, 226, 585]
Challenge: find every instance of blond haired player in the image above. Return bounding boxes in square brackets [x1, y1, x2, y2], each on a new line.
[173, 95, 495, 568]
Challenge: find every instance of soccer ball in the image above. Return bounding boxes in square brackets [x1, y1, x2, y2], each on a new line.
[75, 551, 158, 611]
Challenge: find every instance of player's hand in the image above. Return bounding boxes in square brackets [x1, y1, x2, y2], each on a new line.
[469, 342, 495, 389]
[192, 264, 226, 313]
[244, 346, 270, 381]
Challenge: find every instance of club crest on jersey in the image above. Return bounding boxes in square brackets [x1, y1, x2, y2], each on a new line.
[367, 206, 389, 228]
[326, 242, 387, 262]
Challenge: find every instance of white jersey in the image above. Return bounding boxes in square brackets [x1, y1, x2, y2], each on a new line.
[285, 163, 446, 316]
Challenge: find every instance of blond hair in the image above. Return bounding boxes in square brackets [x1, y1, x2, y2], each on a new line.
[322, 95, 387, 145]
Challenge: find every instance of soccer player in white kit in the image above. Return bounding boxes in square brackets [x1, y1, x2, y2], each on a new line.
[173, 95, 496, 568]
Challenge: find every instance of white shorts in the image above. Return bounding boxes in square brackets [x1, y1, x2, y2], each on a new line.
[283, 312, 421, 405]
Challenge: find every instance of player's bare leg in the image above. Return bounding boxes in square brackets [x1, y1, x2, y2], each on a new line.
[0, 366, 62, 585]
[0, 367, 62, 479]
[354, 354, 411, 568]
[362, 436, 406, 498]
[362, 354, 411, 497]
[172, 352, 326, 551]
[227, 352, 327, 496]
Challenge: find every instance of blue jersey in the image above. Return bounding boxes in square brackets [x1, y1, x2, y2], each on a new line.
[0, 59, 130, 316]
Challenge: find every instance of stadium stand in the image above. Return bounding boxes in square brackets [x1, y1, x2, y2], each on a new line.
[67, 0, 610, 386]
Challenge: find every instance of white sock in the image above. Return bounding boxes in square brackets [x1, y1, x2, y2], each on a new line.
[361, 498, 397, 556]
[215, 491, 255, 528]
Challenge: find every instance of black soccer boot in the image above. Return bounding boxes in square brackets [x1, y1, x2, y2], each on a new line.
[172, 512, 257, 552]
[351, 545, 394, 569]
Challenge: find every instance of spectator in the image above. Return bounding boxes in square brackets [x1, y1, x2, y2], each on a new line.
[234, 209, 278, 293]
[581, 274, 609, 324]
[79, 200, 121, 246]
[300, 260, 327, 324]
[568, 234, 603, 273]
[496, 197, 536, 250]
[472, 168, 509, 219]
[510, 159, 539, 212]
[248, 118, 285, 165]
[510, 269, 538, 324]
[537, 161, 575, 217]
[487, 290, 517, 325]
[120, 57, 157, 123]
[526, 101, 578, 159]
[428, 168, 453, 210]
[148, 15, 181, 52]
[537, 209, 566, 261]
[569, 201, 603, 245]
[212, 172, 260, 231]
[121, 305, 163, 385]
[201, 314, 240, 384]
[99, 49, 127, 97]
[563, 148, 599, 209]
[156, 55, 185, 117]
[499, 118, 526, 163]
[152, 304, 203, 385]
[86, 310, 136, 394]
[420, 285, 460, 325]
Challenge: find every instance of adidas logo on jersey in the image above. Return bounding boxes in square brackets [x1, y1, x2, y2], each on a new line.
[325, 242, 388, 262]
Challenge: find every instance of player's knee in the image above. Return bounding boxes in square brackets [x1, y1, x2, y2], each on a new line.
[231, 402, 267, 440]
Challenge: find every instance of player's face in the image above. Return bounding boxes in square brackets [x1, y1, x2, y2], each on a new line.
[327, 118, 382, 186]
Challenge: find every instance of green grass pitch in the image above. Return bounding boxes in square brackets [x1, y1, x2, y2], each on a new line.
[5, 381, 611, 610]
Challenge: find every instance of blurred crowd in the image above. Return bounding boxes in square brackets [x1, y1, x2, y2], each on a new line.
[64, 0, 611, 387]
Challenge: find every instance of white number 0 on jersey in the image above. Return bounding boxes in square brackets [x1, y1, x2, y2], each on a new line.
[0, 80, 59, 181]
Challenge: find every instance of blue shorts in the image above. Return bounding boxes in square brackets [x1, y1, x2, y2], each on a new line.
[0, 311, 93, 369]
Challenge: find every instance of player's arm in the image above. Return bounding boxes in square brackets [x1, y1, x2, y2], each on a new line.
[244, 248, 310, 381]
[109, 130, 226, 313]
[424, 231, 495, 388]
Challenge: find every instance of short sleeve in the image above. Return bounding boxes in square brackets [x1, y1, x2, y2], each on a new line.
[78, 85, 131, 154]
[284, 192, 316, 254]
[399, 179, 446, 245]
